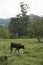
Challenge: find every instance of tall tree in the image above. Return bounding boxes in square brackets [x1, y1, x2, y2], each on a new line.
[9, 2, 30, 38]
[20, 2, 30, 16]
[19, 2, 30, 37]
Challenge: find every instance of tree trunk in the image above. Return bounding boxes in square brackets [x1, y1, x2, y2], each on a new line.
[18, 33, 21, 38]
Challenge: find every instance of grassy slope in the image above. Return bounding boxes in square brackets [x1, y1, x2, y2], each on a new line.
[0, 38, 43, 65]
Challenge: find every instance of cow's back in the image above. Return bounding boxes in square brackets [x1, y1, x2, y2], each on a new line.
[11, 42, 24, 49]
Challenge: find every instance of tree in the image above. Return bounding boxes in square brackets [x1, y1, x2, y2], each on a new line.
[9, 2, 30, 38]
[29, 16, 43, 42]
[9, 18, 24, 38]
[0, 26, 10, 39]
[19, 2, 30, 37]
[20, 2, 30, 16]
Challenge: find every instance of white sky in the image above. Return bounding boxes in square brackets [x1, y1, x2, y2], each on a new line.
[0, 0, 43, 18]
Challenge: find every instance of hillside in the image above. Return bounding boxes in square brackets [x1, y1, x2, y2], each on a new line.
[0, 18, 11, 26]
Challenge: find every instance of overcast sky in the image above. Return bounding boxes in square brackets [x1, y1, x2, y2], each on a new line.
[0, 0, 43, 19]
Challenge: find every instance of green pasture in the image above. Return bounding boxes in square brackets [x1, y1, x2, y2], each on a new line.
[0, 38, 43, 65]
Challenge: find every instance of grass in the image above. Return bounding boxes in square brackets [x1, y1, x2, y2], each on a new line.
[0, 38, 43, 65]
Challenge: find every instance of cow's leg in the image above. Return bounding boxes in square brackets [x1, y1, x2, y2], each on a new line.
[15, 48, 19, 53]
[11, 46, 12, 52]
[18, 49, 19, 53]
[15, 48, 17, 53]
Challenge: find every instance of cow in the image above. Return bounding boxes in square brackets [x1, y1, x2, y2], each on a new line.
[10, 42, 24, 53]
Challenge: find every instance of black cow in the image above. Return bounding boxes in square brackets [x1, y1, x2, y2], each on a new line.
[10, 42, 24, 53]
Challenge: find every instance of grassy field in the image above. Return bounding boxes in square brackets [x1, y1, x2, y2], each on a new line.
[0, 38, 43, 65]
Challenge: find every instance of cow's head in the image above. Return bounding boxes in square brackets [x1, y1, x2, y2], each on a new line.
[22, 45, 25, 49]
